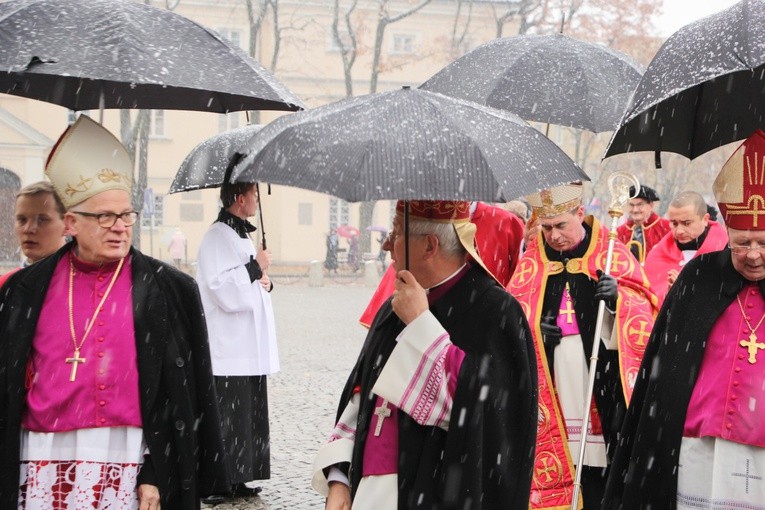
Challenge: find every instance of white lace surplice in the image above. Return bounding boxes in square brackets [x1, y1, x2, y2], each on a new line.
[18, 426, 144, 510]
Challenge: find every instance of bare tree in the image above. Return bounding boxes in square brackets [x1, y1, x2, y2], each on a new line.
[120, 109, 150, 248]
[332, 0, 360, 97]
[448, 0, 474, 58]
[368, 0, 433, 94]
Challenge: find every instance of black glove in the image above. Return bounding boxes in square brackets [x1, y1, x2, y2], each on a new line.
[244, 255, 263, 283]
[540, 313, 562, 350]
[594, 269, 618, 310]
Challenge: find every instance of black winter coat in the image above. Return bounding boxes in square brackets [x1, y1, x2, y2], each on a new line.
[602, 249, 757, 509]
[339, 265, 538, 509]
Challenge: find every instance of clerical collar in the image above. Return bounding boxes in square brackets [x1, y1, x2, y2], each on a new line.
[427, 263, 469, 305]
[675, 225, 710, 252]
[216, 208, 257, 239]
[69, 246, 123, 274]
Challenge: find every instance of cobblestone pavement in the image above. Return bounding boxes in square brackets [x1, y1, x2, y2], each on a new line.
[202, 281, 376, 510]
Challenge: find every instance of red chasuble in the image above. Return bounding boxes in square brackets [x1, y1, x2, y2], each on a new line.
[644, 221, 728, 306]
[508, 216, 658, 510]
[616, 212, 671, 264]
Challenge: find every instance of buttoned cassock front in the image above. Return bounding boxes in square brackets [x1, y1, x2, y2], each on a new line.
[0, 243, 229, 510]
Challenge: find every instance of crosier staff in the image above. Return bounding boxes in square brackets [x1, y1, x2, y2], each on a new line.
[570, 172, 639, 510]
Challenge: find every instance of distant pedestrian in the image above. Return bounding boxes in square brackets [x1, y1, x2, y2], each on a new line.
[325, 228, 339, 272]
[347, 233, 360, 272]
[167, 228, 187, 268]
[377, 232, 387, 273]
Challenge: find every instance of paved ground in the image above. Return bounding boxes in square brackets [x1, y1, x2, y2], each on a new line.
[202, 281, 376, 509]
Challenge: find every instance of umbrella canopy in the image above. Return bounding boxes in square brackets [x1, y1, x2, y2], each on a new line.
[232, 87, 588, 203]
[169, 124, 262, 194]
[337, 225, 360, 238]
[420, 34, 644, 133]
[605, 0, 765, 160]
[0, 0, 304, 112]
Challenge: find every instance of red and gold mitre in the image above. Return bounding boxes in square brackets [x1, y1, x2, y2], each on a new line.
[526, 182, 583, 219]
[395, 199, 499, 281]
[714, 130, 765, 230]
[45, 115, 132, 209]
[395, 200, 471, 223]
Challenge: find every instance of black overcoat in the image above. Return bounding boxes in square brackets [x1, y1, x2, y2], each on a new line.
[0, 243, 229, 509]
[602, 249, 754, 509]
[338, 265, 538, 509]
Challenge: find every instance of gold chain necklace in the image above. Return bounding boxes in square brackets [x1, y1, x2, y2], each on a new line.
[736, 294, 765, 365]
[66, 254, 125, 382]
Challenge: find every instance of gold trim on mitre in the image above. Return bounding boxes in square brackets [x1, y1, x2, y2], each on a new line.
[713, 142, 746, 205]
[45, 115, 132, 209]
[526, 183, 583, 219]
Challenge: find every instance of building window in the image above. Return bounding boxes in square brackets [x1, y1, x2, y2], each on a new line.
[298, 202, 313, 226]
[327, 29, 353, 52]
[180, 203, 204, 222]
[391, 33, 415, 54]
[150, 110, 165, 137]
[329, 197, 350, 230]
[141, 194, 164, 228]
[218, 112, 241, 133]
[182, 190, 202, 201]
[219, 28, 243, 50]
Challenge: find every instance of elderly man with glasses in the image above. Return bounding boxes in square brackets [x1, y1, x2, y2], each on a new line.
[312, 200, 537, 510]
[0, 116, 228, 509]
[616, 184, 671, 264]
[604, 130, 765, 509]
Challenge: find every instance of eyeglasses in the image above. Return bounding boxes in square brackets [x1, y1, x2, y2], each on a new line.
[385, 231, 430, 245]
[729, 243, 765, 255]
[72, 210, 139, 228]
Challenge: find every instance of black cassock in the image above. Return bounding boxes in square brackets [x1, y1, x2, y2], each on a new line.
[337, 265, 537, 510]
[602, 249, 758, 509]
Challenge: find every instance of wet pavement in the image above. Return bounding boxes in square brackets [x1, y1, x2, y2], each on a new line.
[202, 282, 376, 509]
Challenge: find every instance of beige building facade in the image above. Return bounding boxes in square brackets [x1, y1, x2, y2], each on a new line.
[0, 0, 516, 267]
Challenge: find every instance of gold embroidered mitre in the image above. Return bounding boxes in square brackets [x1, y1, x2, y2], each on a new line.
[45, 115, 132, 209]
[526, 182, 583, 219]
[714, 130, 765, 230]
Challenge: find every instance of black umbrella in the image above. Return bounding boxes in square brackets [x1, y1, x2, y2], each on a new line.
[231, 87, 588, 203]
[0, 0, 304, 113]
[169, 124, 263, 194]
[420, 34, 644, 133]
[170, 125, 268, 248]
[605, 0, 765, 160]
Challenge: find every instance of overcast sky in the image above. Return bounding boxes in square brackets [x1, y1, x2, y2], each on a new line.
[657, 0, 740, 36]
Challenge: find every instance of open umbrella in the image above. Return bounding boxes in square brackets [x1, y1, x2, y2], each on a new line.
[604, 0, 765, 160]
[336, 225, 361, 238]
[169, 124, 262, 194]
[231, 87, 588, 203]
[420, 34, 644, 133]
[0, 0, 304, 113]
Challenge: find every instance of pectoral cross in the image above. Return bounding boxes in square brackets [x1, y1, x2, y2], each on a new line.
[740, 333, 765, 364]
[374, 399, 391, 437]
[66, 349, 86, 382]
[559, 298, 575, 324]
[559, 285, 575, 324]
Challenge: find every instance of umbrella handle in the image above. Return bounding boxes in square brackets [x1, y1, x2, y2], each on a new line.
[404, 201, 410, 272]
[570, 172, 639, 510]
[256, 182, 266, 250]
